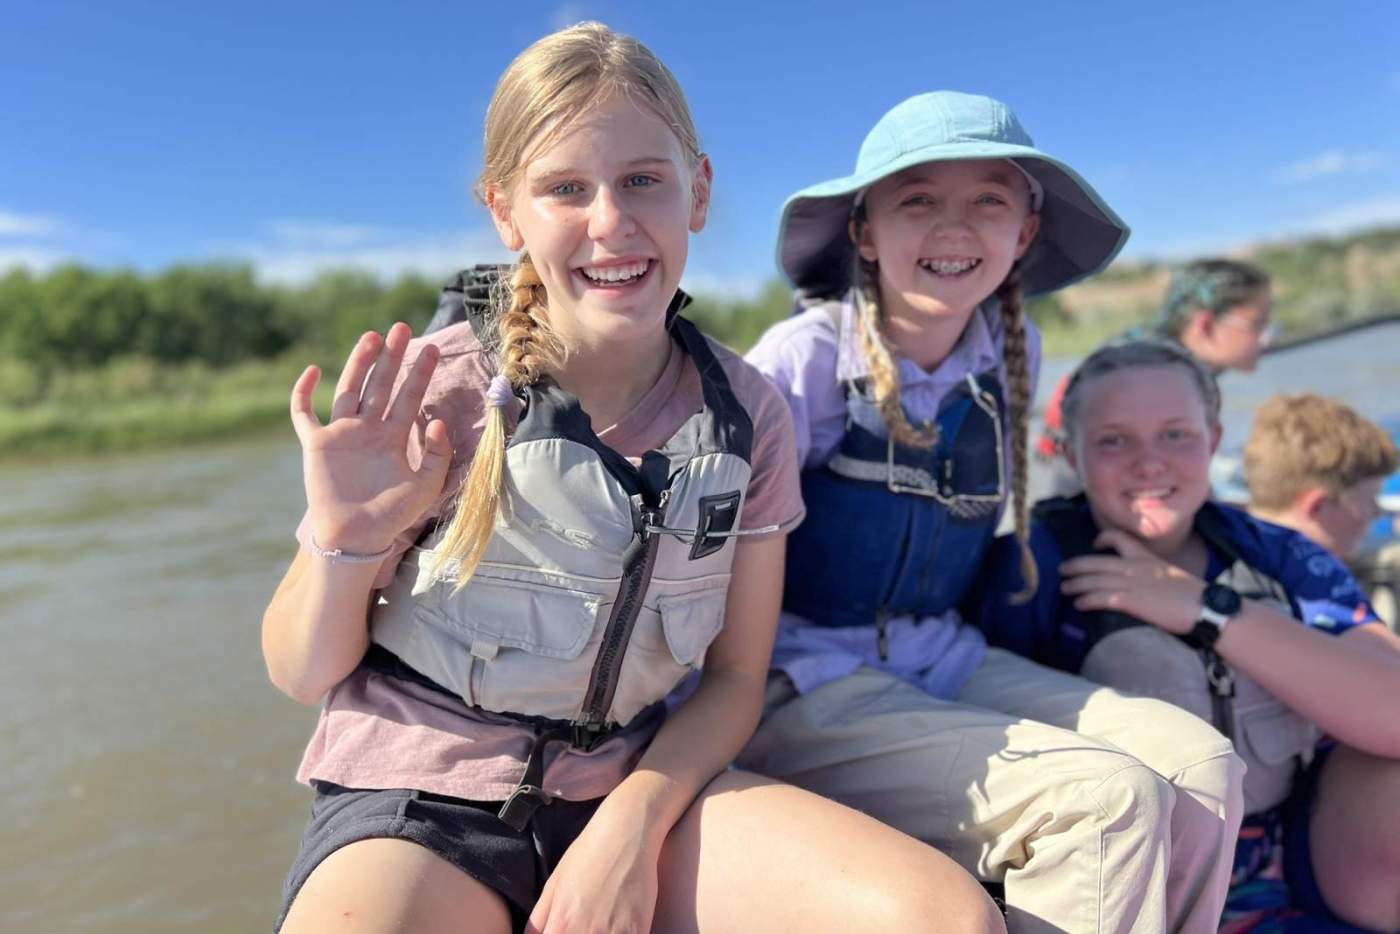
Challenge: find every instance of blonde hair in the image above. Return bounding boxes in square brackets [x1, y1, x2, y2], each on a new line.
[850, 240, 1039, 600]
[1244, 393, 1397, 512]
[431, 22, 702, 588]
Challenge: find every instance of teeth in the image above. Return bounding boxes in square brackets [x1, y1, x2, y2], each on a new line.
[919, 258, 981, 275]
[1132, 489, 1173, 499]
[581, 261, 649, 283]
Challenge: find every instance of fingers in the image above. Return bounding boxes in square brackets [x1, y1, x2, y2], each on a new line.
[1072, 588, 1130, 612]
[290, 365, 322, 444]
[359, 322, 413, 420]
[385, 342, 440, 430]
[414, 418, 453, 494]
[1059, 554, 1125, 577]
[1060, 572, 1126, 596]
[1095, 528, 1149, 558]
[331, 331, 384, 421]
[524, 886, 552, 934]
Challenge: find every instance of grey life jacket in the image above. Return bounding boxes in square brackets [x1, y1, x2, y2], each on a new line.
[1036, 496, 1319, 814]
[371, 292, 762, 827]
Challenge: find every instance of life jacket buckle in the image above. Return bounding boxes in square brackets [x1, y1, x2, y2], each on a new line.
[497, 783, 552, 832]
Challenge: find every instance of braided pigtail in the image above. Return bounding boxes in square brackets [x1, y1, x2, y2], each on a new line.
[430, 255, 561, 590]
[997, 260, 1038, 602]
[853, 255, 939, 449]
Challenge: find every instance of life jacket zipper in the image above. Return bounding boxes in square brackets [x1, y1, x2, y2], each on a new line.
[576, 491, 668, 735]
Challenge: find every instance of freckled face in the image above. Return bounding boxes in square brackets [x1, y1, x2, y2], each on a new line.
[1069, 365, 1220, 546]
[487, 93, 710, 347]
[856, 159, 1040, 326]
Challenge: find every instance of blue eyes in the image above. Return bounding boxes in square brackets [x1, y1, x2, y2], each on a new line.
[549, 175, 658, 197]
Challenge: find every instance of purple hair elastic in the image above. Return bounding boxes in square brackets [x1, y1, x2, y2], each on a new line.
[485, 373, 515, 408]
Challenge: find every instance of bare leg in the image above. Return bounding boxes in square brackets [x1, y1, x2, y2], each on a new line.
[654, 770, 1005, 934]
[280, 837, 513, 934]
[1308, 745, 1400, 931]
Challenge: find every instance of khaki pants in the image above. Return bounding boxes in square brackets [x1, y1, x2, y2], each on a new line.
[737, 648, 1244, 934]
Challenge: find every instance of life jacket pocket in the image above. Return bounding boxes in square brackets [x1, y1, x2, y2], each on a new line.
[656, 586, 728, 666]
[1234, 683, 1317, 813]
[1236, 699, 1314, 766]
[438, 562, 614, 660]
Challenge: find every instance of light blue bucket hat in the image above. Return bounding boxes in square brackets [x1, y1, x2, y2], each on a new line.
[777, 91, 1130, 298]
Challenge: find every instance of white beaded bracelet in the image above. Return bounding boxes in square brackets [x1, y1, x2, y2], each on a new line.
[306, 534, 394, 564]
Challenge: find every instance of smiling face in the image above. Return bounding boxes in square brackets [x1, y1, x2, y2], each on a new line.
[486, 93, 710, 348]
[855, 158, 1040, 327]
[1068, 364, 1221, 552]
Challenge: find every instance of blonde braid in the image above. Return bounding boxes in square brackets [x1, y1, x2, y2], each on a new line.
[997, 261, 1038, 601]
[853, 256, 939, 449]
[430, 255, 561, 590]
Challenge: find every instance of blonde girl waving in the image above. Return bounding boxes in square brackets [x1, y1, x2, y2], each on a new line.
[263, 25, 1001, 934]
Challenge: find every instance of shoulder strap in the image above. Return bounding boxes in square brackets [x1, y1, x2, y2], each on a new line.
[425, 264, 508, 336]
[1032, 494, 1149, 646]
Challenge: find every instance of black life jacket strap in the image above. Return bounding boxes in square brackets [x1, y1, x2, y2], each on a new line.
[1033, 495, 1251, 738]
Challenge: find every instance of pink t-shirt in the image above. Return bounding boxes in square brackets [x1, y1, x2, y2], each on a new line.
[294, 319, 803, 801]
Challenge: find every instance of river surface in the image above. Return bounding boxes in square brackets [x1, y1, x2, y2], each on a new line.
[2, 323, 1396, 932]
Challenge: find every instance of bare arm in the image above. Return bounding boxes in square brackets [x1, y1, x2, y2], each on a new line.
[1213, 616, 1400, 757]
[261, 323, 451, 703]
[1062, 528, 1400, 758]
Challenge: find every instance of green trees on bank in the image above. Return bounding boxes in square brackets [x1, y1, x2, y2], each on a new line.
[2, 223, 1398, 458]
[0, 264, 444, 372]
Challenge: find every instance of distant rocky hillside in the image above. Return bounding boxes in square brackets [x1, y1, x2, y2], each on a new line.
[1029, 226, 1400, 339]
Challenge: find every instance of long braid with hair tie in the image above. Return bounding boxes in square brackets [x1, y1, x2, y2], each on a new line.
[996, 261, 1039, 601]
[430, 254, 559, 591]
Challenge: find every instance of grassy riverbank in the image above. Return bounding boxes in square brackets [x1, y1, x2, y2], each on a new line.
[4, 224, 1398, 460]
[0, 355, 315, 459]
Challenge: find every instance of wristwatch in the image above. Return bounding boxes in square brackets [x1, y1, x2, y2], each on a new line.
[1192, 583, 1242, 647]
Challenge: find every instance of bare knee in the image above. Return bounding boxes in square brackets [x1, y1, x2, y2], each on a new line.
[281, 838, 512, 934]
[1311, 747, 1400, 929]
[865, 877, 1006, 934]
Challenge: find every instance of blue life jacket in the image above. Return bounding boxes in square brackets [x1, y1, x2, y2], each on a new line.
[782, 308, 1006, 646]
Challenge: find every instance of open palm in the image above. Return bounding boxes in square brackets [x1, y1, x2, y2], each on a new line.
[290, 322, 452, 554]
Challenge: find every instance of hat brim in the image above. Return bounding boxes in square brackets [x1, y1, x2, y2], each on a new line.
[776, 142, 1130, 298]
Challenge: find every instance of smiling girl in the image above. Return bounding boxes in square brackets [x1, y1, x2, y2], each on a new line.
[262, 25, 1001, 934]
[977, 339, 1400, 932]
[738, 92, 1243, 933]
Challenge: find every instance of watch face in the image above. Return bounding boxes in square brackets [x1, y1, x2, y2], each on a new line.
[1203, 584, 1242, 616]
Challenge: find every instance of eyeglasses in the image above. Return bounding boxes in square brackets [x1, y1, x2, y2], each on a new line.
[1216, 314, 1279, 346]
[1335, 486, 1385, 524]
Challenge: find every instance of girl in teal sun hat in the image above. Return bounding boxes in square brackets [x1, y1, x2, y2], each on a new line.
[740, 91, 1246, 932]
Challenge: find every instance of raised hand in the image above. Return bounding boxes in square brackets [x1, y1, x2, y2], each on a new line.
[289, 322, 452, 555]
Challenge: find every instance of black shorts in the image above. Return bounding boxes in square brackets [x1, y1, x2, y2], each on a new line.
[275, 781, 603, 933]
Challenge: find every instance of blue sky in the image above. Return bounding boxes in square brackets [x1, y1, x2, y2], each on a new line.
[4, 0, 1399, 296]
